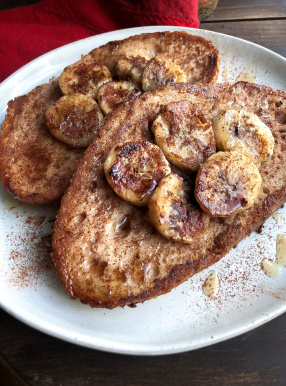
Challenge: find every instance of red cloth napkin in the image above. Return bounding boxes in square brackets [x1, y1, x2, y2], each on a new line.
[0, 0, 199, 83]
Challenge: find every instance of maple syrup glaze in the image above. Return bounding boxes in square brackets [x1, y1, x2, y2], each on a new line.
[276, 234, 286, 267]
[261, 234, 286, 278]
[261, 258, 281, 278]
[272, 212, 282, 224]
[202, 271, 220, 298]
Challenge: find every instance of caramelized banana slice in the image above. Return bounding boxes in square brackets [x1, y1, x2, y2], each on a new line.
[45, 94, 104, 147]
[59, 60, 112, 98]
[115, 55, 148, 86]
[152, 101, 216, 171]
[142, 57, 187, 92]
[195, 151, 262, 217]
[104, 141, 171, 206]
[148, 173, 209, 244]
[97, 81, 141, 115]
[213, 109, 274, 164]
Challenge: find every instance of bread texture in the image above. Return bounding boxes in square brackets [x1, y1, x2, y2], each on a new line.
[0, 78, 84, 204]
[85, 31, 220, 85]
[52, 81, 286, 309]
[0, 31, 220, 204]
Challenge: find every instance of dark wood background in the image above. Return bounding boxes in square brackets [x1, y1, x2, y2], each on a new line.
[200, 0, 286, 57]
[0, 0, 286, 385]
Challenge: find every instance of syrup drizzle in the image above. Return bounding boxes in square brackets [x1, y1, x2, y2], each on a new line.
[261, 234, 286, 278]
[261, 258, 281, 278]
[202, 271, 220, 298]
[273, 212, 282, 224]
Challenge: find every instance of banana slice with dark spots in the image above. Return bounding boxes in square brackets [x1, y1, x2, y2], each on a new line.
[152, 101, 216, 171]
[195, 151, 262, 217]
[104, 141, 171, 206]
[114, 55, 148, 86]
[148, 173, 209, 244]
[45, 93, 104, 147]
[142, 57, 187, 92]
[59, 59, 112, 99]
[97, 81, 141, 115]
[213, 109, 274, 164]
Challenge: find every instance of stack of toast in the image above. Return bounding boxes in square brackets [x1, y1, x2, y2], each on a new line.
[0, 31, 286, 309]
[0, 31, 219, 204]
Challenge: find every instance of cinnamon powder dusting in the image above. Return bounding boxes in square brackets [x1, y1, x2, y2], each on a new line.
[7, 215, 55, 289]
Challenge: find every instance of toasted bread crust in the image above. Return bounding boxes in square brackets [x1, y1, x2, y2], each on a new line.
[86, 31, 220, 85]
[0, 78, 84, 204]
[0, 32, 220, 204]
[52, 81, 286, 309]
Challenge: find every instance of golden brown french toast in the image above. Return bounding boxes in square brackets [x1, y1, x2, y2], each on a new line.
[52, 81, 286, 309]
[0, 31, 220, 204]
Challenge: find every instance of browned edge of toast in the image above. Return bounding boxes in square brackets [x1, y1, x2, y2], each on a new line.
[52, 81, 286, 309]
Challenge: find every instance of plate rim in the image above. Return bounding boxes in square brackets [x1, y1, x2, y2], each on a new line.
[1, 25, 286, 356]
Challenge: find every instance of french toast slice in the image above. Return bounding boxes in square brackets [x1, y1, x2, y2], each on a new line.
[0, 31, 220, 204]
[52, 81, 286, 309]
[85, 31, 220, 85]
[0, 78, 84, 204]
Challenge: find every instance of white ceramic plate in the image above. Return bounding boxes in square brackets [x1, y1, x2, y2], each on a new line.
[0, 26, 286, 356]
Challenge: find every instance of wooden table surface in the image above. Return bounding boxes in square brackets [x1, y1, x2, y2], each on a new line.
[0, 0, 286, 385]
